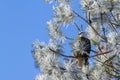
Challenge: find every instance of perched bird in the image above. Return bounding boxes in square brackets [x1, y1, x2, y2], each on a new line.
[73, 32, 91, 68]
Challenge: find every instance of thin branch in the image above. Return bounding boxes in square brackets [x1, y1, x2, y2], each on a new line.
[92, 56, 112, 67]
[98, 45, 108, 59]
[73, 10, 105, 41]
[103, 12, 117, 32]
[49, 48, 75, 58]
[105, 69, 120, 79]
[91, 49, 98, 53]
[87, 11, 92, 24]
[110, 12, 118, 24]
[102, 55, 116, 66]
[65, 36, 74, 40]
[73, 22, 81, 32]
[50, 47, 112, 59]
[100, 13, 106, 37]
[94, 0, 117, 32]
[89, 50, 113, 58]
[81, 25, 83, 31]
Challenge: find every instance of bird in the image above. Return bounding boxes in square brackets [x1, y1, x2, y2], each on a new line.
[73, 32, 91, 68]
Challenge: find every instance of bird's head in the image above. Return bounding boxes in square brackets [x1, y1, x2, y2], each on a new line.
[78, 32, 88, 38]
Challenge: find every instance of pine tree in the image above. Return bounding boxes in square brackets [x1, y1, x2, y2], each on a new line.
[32, 0, 120, 80]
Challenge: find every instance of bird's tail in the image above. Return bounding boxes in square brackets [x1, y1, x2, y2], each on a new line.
[77, 57, 89, 68]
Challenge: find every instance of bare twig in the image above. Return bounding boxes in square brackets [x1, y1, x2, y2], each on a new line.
[110, 12, 118, 24]
[49, 48, 75, 58]
[90, 50, 113, 58]
[94, 0, 117, 32]
[50, 47, 112, 59]
[102, 55, 116, 66]
[73, 22, 81, 32]
[105, 69, 120, 79]
[103, 12, 117, 32]
[73, 10, 105, 41]
[65, 36, 74, 40]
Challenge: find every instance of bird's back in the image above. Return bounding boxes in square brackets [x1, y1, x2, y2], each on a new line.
[80, 37, 91, 55]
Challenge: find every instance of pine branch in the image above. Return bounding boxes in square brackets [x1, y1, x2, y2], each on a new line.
[90, 50, 113, 58]
[73, 10, 106, 41]
[49, 47, 76, 58]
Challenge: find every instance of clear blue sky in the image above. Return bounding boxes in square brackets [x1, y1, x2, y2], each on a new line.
[0, 0, 118, 80]
[0, 0, 87, 80]
[0, 0, 52, 80]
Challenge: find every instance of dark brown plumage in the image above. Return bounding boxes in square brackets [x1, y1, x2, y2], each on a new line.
[80, 37, 91, 65]
[74, 32, 91, 67]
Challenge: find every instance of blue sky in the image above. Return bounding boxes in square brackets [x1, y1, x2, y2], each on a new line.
[0, 0, 52, 80]
[0, 0, 118, 80]
[0, 0, 89, 80]
[0, 0, 115, 80]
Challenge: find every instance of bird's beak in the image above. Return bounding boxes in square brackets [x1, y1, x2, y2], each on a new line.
[78, 32, 83, 36]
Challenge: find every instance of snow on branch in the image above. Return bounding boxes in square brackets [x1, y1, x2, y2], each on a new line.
[33, 0, 120, 80]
